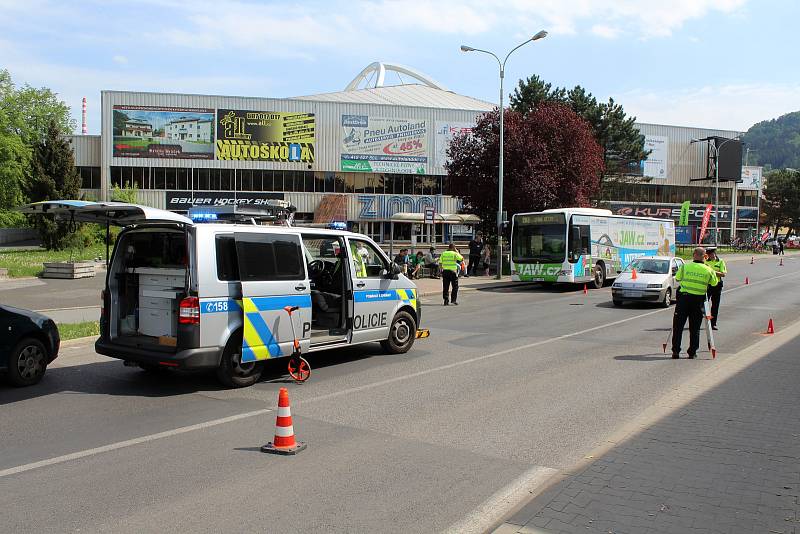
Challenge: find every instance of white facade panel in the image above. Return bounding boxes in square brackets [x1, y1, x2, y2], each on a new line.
[68, 135, 101, 166]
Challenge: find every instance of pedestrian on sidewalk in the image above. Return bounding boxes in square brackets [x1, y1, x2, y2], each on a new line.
[779, 238, 785, 255]
[424, 246, 440, 278]
[671, 247, 719, 359]
[393, 248, 409, 276]
[467, 232, 483, 277]
[704, 246, 726, 330]
[438, 243, 463, 306]
[481, 242, 492, 276]
[409, 251, 425, 279]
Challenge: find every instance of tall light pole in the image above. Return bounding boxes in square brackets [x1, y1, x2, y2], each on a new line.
[461, 30, 548, 279]
[691, 135, 742, 245]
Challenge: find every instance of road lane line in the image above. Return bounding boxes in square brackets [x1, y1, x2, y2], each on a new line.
[0, 409, 272, 479]
[442, 465, 558, 534]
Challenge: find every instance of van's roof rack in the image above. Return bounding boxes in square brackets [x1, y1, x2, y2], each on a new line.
[188, 202, 296, 225]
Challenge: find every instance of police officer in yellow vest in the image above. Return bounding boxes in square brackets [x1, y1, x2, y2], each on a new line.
[672, 247, 719, 359]
[705, 247, 726, 330]
[438, 243, 464, 306]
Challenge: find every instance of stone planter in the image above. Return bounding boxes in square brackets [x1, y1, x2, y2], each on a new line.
[42, 262, 96, 279]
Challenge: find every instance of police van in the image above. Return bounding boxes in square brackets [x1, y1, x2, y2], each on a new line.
[20, 201, 423, 387]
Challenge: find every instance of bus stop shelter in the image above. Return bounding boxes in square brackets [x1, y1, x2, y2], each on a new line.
[388, 212, 480, 256]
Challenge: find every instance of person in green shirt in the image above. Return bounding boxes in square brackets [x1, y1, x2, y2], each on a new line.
[704, 247, 726, 330]
[437, 243, 464, 306]
[671, 247, 719, 359]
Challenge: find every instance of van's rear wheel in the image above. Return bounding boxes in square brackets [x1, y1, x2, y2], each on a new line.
[381, 311, 416, 354]
[216, 332, 263, 388]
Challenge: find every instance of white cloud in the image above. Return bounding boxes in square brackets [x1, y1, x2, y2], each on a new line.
[590, 24, 621, 39]
[619, 83, 800, 131]
[112, 55, 128, 65]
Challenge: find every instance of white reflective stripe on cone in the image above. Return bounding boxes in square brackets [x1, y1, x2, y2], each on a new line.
[274, 425, 294, 438]
[277, 407, 292, 417]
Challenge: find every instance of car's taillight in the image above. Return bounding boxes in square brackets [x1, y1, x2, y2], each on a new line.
[179, 297, 200, 324]
[100, 290, 106, 318]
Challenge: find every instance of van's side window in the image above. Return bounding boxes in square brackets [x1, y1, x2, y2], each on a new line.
[215, 235, 239, 281]
[349, 239, 387, 278]
[235, 233, 305, 281]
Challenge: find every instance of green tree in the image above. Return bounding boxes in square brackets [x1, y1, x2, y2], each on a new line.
[762, 168, 800, 234]
[111, 181, 139, 203]
[0, 130, 30, 227]
[510, 75, 648, 198]
[25, 120, 81, 249]
[0, 69, 75, 144]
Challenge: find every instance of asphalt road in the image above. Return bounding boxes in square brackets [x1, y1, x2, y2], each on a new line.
[1, 256, 799, 533]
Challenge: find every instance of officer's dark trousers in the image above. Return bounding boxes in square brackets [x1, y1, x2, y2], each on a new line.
[672, 291, 705, 356]
[442, 270, 459, 303]
[707, 283, 723, 327]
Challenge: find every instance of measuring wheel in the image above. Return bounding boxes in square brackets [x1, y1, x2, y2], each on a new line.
[288, 355, 311, 383]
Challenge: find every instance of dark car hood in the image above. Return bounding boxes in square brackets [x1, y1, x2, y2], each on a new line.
[0, 304, 51, 325]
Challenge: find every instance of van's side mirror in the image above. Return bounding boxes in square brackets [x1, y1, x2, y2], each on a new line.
[672, 266, 679, 275]
[385, 262, 402, 279]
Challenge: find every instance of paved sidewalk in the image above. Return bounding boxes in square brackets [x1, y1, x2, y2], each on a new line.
[495, 333, 800, 533]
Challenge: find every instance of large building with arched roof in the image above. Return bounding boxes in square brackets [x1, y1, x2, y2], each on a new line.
[69, 62, 758, 243]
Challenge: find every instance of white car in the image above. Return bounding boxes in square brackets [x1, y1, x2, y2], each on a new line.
[611, 256, 684, 308]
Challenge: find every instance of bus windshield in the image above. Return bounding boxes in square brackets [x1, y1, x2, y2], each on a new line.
[512, 213, 566, 263]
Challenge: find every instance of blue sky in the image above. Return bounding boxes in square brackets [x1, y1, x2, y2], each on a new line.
[1, 0, 798, 134]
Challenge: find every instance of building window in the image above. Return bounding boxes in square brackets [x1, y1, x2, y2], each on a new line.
[165, 167, 177, 190]
[177, 168, 190, 190]
[78, 167, 100, 189]
[195, 168, 210, 190]
[152, 167, 165, 189]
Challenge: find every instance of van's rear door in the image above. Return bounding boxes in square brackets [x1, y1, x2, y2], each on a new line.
[234, 231, 312, 362]
[17, 200, 193, 226]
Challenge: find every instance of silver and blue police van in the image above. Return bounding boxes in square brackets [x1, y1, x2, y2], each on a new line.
[20, 201, 423, 387]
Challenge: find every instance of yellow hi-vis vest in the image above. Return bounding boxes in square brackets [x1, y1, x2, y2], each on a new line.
[705, 258, 727, 275]
[438, 250, 464, 272]
[676, 260, 719, 295]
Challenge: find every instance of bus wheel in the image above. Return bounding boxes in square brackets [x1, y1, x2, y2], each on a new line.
[592, 263, 606, 289]
[381, 311, 417, 354]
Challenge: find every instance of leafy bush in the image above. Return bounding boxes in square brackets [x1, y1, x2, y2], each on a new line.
[0, 209, 29, 228]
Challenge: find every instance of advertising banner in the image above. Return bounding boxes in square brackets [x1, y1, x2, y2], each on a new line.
[609, 202, 731, 223]
[736, 207, 758, 222]
[642, 135, 669, 179]
[699, 204, 713, 242]
[166, 191, 284, 211]
[679, 200, 691, 226]
[341, 115, 428, 174]
[216, 109, 315, 162]
[113, 105, 215, 159]
[740, 166, 763, 191]
[676, 225, 695, 244]
[435, 121, 474, 170]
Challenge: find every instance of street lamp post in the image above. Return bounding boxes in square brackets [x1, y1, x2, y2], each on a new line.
[461, 30, 547, 279]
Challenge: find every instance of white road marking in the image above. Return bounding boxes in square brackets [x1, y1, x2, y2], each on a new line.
[442, 465, 558, 534]
[0, 409, 272, 479]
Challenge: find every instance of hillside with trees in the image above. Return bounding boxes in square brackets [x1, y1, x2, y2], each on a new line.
[742, 111, 800, 171]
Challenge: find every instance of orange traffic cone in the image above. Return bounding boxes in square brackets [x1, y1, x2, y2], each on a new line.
[631, 268, 638, 280]
[583, 284, 588, 295]
[261, 387, 307, 455]
[745, 277, 749, 285]
[766, 318, 775, 335]
[779, 257, 784, 266]
[750, 256, 754, 264]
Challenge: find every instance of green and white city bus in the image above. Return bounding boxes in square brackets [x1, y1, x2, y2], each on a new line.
[510, 208, 676, 288]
